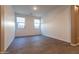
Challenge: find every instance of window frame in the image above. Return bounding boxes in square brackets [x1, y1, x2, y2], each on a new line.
[16, 16, 25, 29]
[34, 19, 41, 29]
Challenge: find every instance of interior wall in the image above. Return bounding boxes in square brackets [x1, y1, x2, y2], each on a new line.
[76, 7, 79, 43]
[0, 6, 5, 52]
[0, 6, 1, 52]
[71, 6, 79, 44]
[41, 6, 71, 43]
[15, 14, 41, 36]
[1, 6, 15, 51]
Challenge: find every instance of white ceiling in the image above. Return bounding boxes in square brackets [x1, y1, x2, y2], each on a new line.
[12, 5, 60, 17]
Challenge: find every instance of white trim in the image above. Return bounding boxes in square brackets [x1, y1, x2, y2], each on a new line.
[70, 43, 79, 46]
[42, 34, 71, 43]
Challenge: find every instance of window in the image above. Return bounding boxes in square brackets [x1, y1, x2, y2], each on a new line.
[16, 17, 25, 29]
[34, 19, 40, 29]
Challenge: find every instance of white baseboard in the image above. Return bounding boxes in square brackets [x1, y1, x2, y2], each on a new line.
[70, 37, 79, 46]
[70, 43, 79, 46]
[42, 34, 71, 43]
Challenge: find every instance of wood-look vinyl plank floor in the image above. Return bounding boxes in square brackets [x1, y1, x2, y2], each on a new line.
[6, 35, 79, 54]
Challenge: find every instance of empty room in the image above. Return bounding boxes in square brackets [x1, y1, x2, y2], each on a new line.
[0, 5, 79, 54]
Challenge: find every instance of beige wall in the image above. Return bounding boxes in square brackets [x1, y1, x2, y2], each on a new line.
[1, 6, 15, 51]
[77, 8, 79, 43]
[71, 6, 79, 44]
[0, 6, 1, 52]
[41, 6, 71, 43]
[15, 14, 41, 36]
[76, 7, 79, 43]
